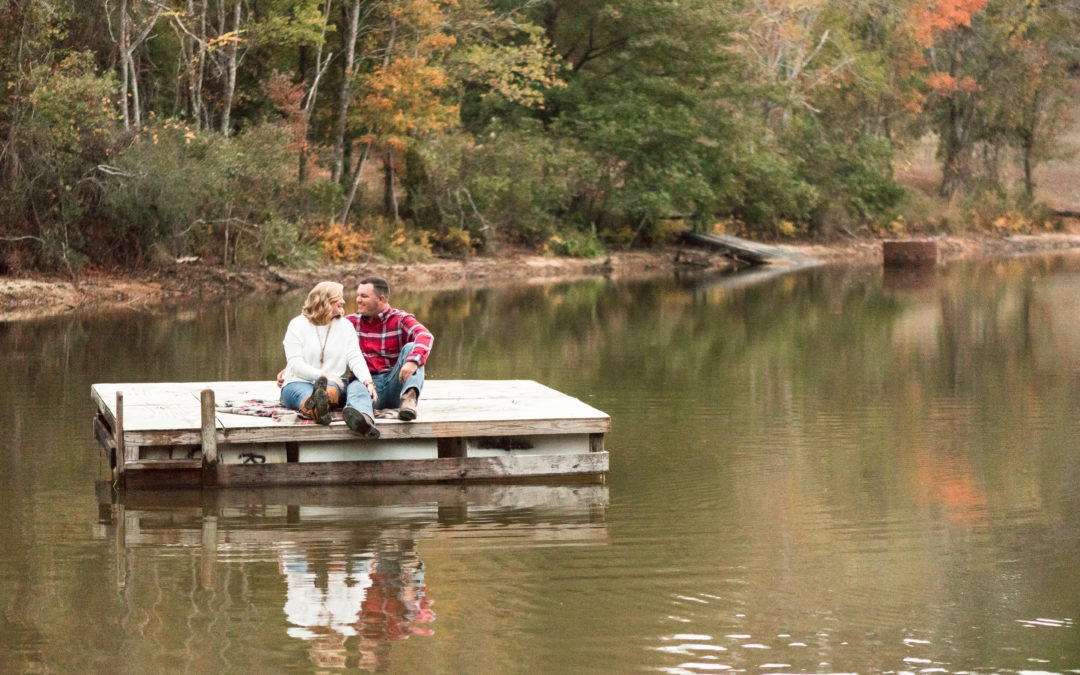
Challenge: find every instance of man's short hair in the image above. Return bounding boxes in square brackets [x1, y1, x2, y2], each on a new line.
[359, 276, 390, 299]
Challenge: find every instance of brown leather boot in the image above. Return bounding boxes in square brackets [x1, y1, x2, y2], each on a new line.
[398, 389, 418, 421]
[299, 377, 331, 425]
[325, 382, 341, 409]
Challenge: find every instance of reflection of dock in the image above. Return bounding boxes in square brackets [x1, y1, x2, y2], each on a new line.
[96, 482, 611, 554]
[91, 379, 610, 489]
[93, 483, 607, 670]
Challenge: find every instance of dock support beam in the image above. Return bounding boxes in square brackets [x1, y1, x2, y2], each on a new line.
[115, 391, 126, 483]
[201, 389, 219, 487]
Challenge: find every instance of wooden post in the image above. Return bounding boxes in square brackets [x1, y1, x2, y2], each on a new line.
[115, 391, 126, 482]
[201, 389, 218, 486]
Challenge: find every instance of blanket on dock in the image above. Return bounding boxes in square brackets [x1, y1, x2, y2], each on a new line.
[218, 399, 395, 424]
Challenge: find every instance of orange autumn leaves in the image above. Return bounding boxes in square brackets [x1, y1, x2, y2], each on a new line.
[909, 0, 989, 104]
[910, 0, 989, 47]
[355, 0, 459, 152]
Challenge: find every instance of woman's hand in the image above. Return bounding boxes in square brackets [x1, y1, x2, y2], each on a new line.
[365, 380, 377, 400]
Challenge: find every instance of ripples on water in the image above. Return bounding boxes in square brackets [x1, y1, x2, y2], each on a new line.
[3, 259, 1080, 672]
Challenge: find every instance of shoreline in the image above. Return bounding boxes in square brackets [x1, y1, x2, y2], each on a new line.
[5, 232, 1080, 322]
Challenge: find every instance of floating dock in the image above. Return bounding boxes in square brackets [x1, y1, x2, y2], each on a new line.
[91, 380, 610, 489]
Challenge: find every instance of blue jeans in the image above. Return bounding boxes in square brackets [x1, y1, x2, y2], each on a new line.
[281, 379, 347, 411]
[345, 342, 425, 416]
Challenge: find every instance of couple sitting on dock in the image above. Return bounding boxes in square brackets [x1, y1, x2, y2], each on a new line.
[278, 276, 433, 439]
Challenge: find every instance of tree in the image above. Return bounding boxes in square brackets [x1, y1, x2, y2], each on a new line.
[338, 0, 459, 225]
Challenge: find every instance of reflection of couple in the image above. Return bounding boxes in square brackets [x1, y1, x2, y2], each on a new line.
[279, 276, 434, 438]
[281, 544, 435, 669]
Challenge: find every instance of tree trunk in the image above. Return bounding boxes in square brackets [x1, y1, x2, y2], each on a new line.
[221, 0, 241, 137]
[119, 0, 131, 130]
[383, 150, 399, 221]
[340, 141, 372, 226]
[298, 0, 334, 184]
[939, 98, 967, 199]
[331, 0, 361, 183]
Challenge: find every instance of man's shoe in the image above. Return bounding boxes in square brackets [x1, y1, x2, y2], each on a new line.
[398, 389, 418, 421]
[343, 406, 380, 439]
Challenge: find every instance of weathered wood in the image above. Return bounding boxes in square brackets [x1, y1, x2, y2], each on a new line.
[679, 231, 819, 266]
[115, 392, 126, 480]
[125, 460, 203, 471]
[90, 380, 610, 443]
[883, 239, 937, 268]
[91, 379, 611, 489]
[589, 433, 605, 453]
[206, 452, 609, 487]
[201, 389, 218, 488]
[119, 416, 611, 448]
[93, 414, 115, 450]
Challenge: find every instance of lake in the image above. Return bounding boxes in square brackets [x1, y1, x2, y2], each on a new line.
[1, 254, 1078, 673]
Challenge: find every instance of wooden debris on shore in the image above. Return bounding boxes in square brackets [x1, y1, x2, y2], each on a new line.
[678, 231, 820, 267]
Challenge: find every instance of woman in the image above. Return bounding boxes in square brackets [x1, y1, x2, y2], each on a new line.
[280, 281, 378, 435]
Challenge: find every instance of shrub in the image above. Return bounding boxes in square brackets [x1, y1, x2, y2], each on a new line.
[316, 222, 374, 263]
[546, 225, 606, 258]
[101, 121, 311, 266]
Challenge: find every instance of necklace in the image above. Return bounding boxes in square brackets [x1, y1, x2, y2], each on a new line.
[318, 323, 331, 366]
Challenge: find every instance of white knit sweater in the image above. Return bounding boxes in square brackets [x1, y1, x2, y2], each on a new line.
[282, 315, 372, 385]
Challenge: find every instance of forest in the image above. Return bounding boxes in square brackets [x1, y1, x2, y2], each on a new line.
[0, 0, 1077, 274]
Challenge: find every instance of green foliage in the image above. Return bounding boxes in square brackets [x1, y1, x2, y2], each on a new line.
[783, 116, 907, 230]
[0, 50, 119, 273]
[411, 124, 590, 250]
[3, 0, 1080, 274]
[546, 225, 606, 259]
[100, 120, 314, 266]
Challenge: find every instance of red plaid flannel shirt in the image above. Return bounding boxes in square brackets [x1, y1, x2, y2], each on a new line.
[347, 307, 433, 375]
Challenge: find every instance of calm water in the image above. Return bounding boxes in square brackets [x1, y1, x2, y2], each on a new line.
[2, 255, 1079, 673]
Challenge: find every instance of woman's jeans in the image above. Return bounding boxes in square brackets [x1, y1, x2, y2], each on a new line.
[280, 379, 347, 411]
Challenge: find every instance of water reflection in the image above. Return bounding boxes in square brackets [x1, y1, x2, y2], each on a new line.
[93, 484, 608, 670]
[4, 254, 1080, 672]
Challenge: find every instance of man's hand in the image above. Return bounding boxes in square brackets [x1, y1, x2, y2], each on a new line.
[276, 368, 286, 388]
[399, 361, 418, 384]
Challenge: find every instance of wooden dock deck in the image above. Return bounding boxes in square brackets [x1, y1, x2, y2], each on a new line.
[91, 380, 610, 489]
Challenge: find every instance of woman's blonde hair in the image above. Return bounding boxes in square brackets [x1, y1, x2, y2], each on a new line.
[302, 281, 344, 325]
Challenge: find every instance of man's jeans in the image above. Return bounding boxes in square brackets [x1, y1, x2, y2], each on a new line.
[345, 342, 425, 417]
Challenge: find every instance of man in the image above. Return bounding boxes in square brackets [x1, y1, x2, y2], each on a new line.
[340, 276, 434, 437]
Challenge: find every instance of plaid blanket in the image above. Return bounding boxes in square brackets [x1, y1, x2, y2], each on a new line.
[217, 399, 337, 424]
[218, 399, 395, 424]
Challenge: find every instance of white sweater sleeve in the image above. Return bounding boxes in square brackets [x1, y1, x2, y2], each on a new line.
[283, 316, 323, 383]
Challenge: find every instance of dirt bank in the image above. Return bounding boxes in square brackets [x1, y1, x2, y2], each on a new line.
[5, 232, 1080, 322]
